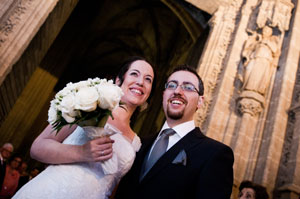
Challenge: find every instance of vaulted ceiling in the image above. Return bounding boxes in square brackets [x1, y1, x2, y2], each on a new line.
[44, 0, 210, 91]
[0, 0, 211, 141]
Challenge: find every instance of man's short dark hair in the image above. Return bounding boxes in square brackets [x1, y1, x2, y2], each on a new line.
[169, 64, 204, 96]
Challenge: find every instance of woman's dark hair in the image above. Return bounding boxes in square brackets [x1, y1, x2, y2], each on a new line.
[116, 56, 156, 103]
[169, 64, 204, 96]
[116, 56, 147, 86]
[239, 180, 269, 199]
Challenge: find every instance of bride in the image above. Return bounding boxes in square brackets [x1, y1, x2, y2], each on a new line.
[13, 56, 155, 199]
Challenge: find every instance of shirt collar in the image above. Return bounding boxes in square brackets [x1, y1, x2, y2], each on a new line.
[160, 120, 195, 138]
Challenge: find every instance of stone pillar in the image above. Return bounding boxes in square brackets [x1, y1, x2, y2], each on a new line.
[195, 0, 246, 129]
[251, 0, 295, 196]
[234, 91, 264, 182]
[274, 103, 300, 199]
[0, 67, 57, 148]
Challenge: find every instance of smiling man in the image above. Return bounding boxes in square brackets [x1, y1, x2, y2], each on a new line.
[115, 65, 234, 199]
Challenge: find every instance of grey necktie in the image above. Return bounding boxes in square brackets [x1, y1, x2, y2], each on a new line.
[142, 128, 176, 178]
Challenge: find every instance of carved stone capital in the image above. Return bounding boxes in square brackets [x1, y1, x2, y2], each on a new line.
[237, 90, 265, 116]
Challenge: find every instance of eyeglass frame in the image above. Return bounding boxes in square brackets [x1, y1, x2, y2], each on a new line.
[165, 80, 201, 95]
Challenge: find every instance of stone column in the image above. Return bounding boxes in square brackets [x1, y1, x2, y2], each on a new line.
[234, 91, 264, 182]
[0, 67, 57, 149]
[195, 0, 246, 129]
[274, 103, 300, 199]
[251, 0, 295, 195]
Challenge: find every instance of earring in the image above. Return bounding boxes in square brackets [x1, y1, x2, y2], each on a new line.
[139, 102, 148, 112]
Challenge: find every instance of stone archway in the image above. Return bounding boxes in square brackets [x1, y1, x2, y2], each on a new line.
[0, 0, 210, 166]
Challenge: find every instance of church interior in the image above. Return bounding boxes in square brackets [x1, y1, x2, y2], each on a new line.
[1, 0, 300, 198]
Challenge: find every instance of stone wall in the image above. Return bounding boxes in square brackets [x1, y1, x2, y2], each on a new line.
[191, 0, 300, 198]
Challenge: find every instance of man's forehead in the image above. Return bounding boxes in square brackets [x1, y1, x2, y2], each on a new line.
[3, 144, 13, 152]
[168, 70, 198, 84]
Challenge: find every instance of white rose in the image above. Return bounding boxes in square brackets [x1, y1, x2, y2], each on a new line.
[61, 111, 77, 123]
[73, 80, 90, 90]
[97, 83, 123, 110]
[55, 86, 73, 100]
[60, 94, 76, 113]
[65, 82, 76, 91]
[48, 103, 57, 124]
[74, 87, 99, 111]
[91, 77, 101, 84]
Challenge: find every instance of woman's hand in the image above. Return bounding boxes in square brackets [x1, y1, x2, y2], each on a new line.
[81, 137, 114, 162]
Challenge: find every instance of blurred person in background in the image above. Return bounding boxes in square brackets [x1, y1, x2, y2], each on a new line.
[0, 155, 21, 199]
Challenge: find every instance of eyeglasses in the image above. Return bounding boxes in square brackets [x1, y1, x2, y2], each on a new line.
[165, 80, 200, 95]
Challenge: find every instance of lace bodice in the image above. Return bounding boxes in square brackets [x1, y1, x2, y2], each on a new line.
[13, 124, 141, 199]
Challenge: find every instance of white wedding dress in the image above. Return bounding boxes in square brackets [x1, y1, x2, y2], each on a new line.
[13, 124, 141, 199]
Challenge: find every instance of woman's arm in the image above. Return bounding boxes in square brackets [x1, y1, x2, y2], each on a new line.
[30, 124, 114, 164]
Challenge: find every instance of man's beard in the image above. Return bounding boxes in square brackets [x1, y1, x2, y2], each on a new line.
[166, 106, 184, 120]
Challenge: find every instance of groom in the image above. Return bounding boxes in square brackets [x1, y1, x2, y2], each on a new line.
[115, 65, 234, 199]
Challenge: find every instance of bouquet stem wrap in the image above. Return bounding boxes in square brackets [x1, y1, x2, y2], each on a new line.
[82, 126, 118, 175]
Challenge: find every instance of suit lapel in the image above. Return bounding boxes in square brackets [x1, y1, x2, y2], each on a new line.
[140, 127, 205, 184]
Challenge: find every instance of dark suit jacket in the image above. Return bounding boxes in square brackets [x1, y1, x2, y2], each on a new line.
[115, 127, 234, 199]
[0, 161, 6, 190]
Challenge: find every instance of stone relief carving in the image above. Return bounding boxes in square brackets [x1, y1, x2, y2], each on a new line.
[196, 0, 243, 127]
[237, 90, 265, 116]
[236, 0, 294, 117]
[241, 26, 279, 96]
[237, 97, 263, 116]
[0, 0, 32, 46]
[256, 0, 294, 31]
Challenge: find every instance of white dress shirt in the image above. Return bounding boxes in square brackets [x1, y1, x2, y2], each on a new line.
[149, 120, 196, 156]
[0, 153, 3, 165]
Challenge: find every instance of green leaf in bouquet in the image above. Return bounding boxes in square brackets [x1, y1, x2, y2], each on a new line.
[76, 107, 112, 128]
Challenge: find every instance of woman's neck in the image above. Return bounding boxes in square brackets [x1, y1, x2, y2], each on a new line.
[106, 104, 137, 141]
[111, 104, 135, 122]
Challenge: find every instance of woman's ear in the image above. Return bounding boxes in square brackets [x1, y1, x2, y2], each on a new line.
[116, 77, 121, 86]
[197, 96, 204, 109]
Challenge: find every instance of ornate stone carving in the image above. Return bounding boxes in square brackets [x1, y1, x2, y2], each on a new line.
[237, 90, 264, 116]
[0, 0, 30, 46]
[0, 0, 59, 86]
[241, 26, 280, 96]
[256, 0, 294, 31]
[195, 0, 243, 126]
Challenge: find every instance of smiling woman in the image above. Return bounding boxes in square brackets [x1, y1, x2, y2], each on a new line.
[117, 60, 154, 108]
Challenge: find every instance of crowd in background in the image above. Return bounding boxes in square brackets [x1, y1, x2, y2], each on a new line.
[0, 143, 41, 199]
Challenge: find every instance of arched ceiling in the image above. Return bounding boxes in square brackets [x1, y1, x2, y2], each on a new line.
[40, 0, 210, 92]
[185, 0, 224, 14]
[0, 0, 211, 136]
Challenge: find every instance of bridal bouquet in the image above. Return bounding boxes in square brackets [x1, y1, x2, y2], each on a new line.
[47, 77, 124, 138]
[47, 77, 124, 174]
